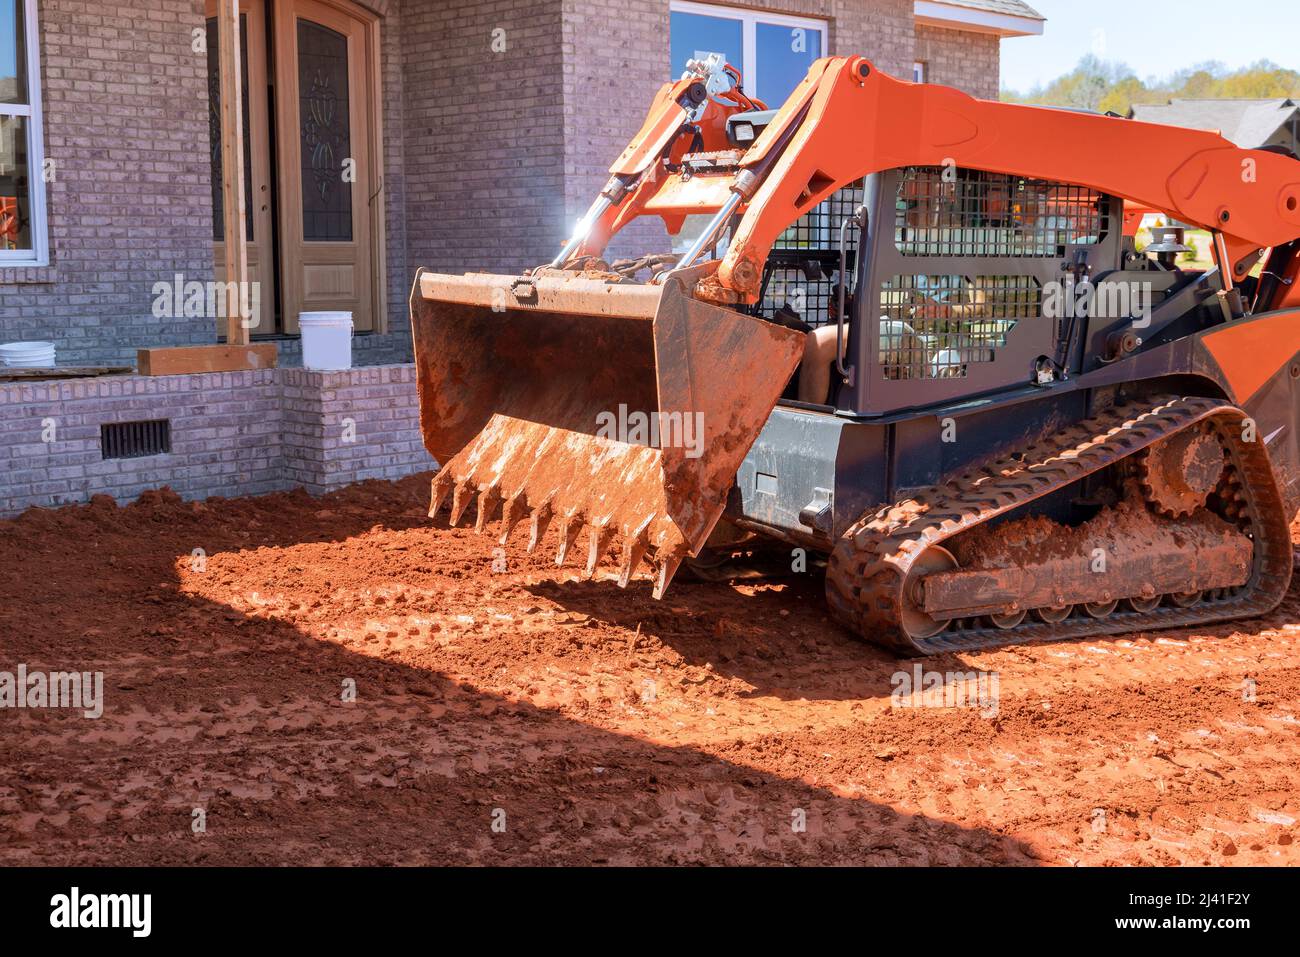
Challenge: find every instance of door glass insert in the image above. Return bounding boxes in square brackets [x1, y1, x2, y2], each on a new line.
[296, 19, 352, 242]
[206, 15, 254, 242]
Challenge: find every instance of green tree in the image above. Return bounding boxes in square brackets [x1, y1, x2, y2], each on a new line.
[1002, 58, 1300, 112]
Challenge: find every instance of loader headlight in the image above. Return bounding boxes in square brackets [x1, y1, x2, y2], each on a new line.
[732, 122, 756, 143]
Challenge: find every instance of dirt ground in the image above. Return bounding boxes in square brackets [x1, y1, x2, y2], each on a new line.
[1, 473, 1297, 866]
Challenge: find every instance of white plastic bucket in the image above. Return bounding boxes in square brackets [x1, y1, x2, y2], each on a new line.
[0, 341, 57, 368]
[299, 312, 353, 370]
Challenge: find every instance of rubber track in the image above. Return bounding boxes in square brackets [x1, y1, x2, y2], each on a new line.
[824, 397, 1294, 655]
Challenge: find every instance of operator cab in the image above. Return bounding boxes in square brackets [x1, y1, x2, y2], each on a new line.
[724, 110, 1132, 414]
[743, 164, 1123, 415]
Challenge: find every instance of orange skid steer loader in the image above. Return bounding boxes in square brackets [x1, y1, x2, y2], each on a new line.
[411, 55, 1300, 654]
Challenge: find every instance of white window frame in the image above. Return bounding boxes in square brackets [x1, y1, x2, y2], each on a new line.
[913, 61, 928, 83]
[0, 0, 49, 267]
[670, 0, 828, 105]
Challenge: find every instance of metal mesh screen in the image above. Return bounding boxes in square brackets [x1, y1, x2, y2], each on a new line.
[895, 167, 1109, 258]
[877, 275, 1041, 379]
[754, 180, 865, 328]
[760, 266, 839, 327]
[772, 182, 864, 253]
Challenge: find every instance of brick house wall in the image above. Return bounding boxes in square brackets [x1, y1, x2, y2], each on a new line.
[561, 0, 669, 260]
[915, 23, 1000, 100]
[401, 0, 568, 276]
[1, 0, 215, 367]
[0, 365, 424, 515]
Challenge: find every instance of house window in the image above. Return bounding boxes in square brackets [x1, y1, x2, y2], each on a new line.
[670, 1, 827, 107]
[913, 61, 927, 83]
[0, 0, 48, 265]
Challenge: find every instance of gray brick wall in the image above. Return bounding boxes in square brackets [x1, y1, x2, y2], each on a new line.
[402, 0, 567, 275]
[915, 23, 1001, 100]
[281, 365, 427, 492]
[1, 0, 215, 367]
[377, 0, 412, 357]
[0, 365, 429, 515]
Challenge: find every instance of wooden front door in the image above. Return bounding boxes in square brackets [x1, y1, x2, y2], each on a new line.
[208, 0, 382, 335]
[273, 0, 379, 333]
[207, 0, 274, 335]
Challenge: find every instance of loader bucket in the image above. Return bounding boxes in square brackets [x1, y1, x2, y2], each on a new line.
[409, 266, 805, 597]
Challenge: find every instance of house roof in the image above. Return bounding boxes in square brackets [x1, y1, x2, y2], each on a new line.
[940, 0, 1045, 19]
[1130, 98, 1300, 148]
[914, 0, 1045, 37]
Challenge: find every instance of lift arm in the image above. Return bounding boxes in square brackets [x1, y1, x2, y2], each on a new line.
[715, 56, 1300, 300]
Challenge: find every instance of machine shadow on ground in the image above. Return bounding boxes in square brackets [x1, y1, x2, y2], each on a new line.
[0, 480, 1041, 865]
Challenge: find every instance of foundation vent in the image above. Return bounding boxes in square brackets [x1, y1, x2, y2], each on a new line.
[101, 419, 172, 460]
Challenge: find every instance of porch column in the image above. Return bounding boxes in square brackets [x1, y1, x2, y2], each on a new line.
[217, 0, 250, 345]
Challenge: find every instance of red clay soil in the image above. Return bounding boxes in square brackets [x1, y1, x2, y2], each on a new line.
[0, 474, 1297, 865]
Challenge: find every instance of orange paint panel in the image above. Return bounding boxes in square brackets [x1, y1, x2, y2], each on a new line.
[610, 79, 693, 178]
[1203, 310, 1300, 402]
[642, 175, 735, 213]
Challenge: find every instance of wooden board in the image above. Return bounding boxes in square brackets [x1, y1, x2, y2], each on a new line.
[137, 344, 278, 376]
[0, 366, 134, 383]
[208, 0, 275, 339]
[217, 0, 251, 346]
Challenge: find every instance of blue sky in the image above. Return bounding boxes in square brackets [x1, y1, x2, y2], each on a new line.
[1001, 0, 1300, 93]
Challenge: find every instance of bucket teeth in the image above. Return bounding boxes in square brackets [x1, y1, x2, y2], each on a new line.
[556, 511, 584, 567]
[618, 531, 650, 589]
[652, 545, 688, 600]
[528, 500, 554, 554]
[584, 524, 614, 580]
[474, 485, 503, 534]
[429, 473, 455, 519]
[449, 481, 474, 526]
[498, 493, 528, 546]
